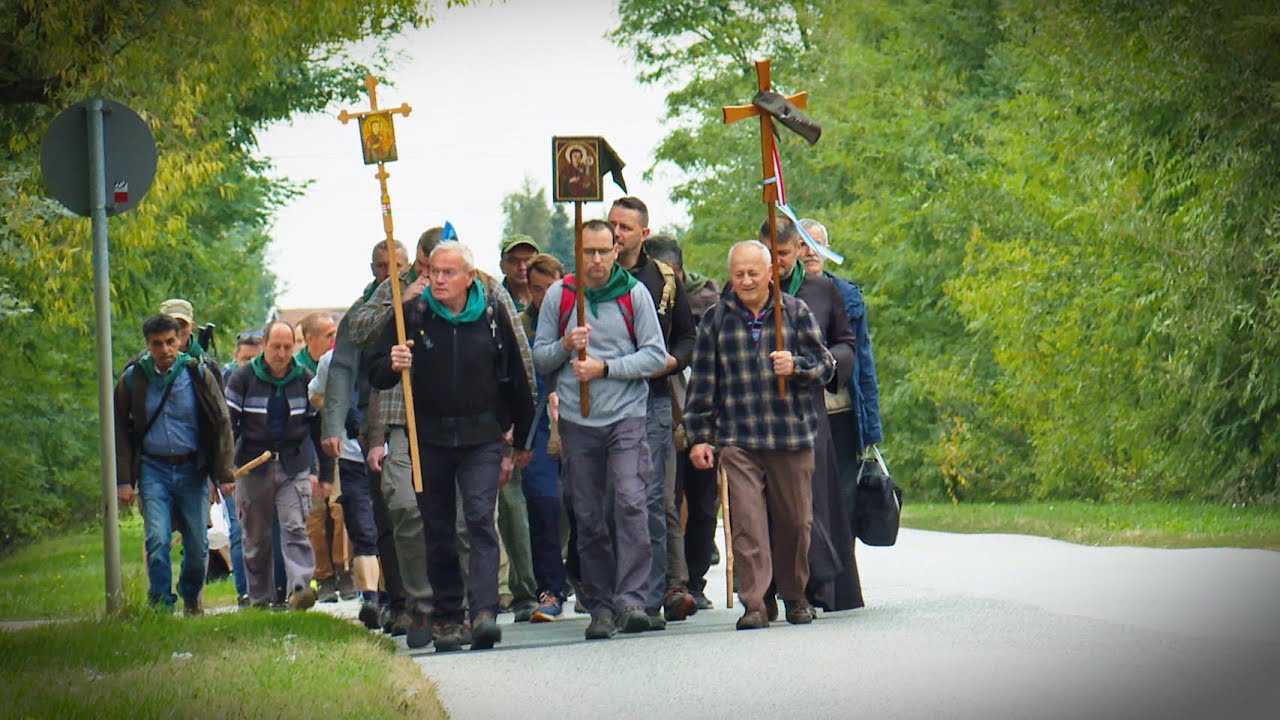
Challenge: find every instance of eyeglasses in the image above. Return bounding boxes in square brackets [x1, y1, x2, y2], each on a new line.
[583, 247, 614, 259]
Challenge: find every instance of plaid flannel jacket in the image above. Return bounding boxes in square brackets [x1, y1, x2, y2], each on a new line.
[684, 290, 834, 451]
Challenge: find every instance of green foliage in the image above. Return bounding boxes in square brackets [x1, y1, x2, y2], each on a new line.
[613, 0, 1280, 504]
[0, 1, 461, 551]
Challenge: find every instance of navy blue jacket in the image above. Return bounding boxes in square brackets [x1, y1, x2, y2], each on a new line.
[825, 271, 883, 446]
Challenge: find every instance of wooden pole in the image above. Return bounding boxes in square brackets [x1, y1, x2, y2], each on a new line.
[574, 201, 590, 417]
[718, 462, 734, 609]
[377, 166, 424, 493]
[755, 61, 787, 398]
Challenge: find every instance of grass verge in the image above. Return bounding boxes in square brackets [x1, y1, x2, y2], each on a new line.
[0, 515, 236, 621]
[0, 611, 445, 719]
[902, 501, 1280, 550]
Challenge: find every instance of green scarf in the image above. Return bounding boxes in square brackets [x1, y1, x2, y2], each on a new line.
[425, 279, 487, 325]
[186, 335, 205, 358]
[294, 348, 320, 374]
[566, 265, 638, 318]
[783, 261, 805, 296]
[138, 352, 192, 388]
[361, 278, 379, 303]
[249, 353, 307, 397]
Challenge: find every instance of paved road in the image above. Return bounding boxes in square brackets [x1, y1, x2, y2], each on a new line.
[389, 528, 1280, 719]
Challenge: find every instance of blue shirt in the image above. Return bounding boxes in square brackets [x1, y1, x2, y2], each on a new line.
[141, 365, 199, 456]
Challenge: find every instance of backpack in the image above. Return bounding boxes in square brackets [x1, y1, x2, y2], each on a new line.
[558, 274, 637, 345]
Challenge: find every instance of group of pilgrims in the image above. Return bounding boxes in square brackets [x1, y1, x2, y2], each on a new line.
[112, 194, 882, 649]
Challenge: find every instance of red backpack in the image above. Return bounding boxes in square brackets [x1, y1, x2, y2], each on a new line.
[558, 274, 637, 345]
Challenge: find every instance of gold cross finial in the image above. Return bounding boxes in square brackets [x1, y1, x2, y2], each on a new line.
[337, 73, 412, 125]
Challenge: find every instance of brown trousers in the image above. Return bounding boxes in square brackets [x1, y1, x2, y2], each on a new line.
[308, 495, 348, 581]
[720, 446, 814, 613]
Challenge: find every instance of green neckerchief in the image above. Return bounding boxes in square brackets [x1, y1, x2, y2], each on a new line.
[783, 262, 805, 296]
[566, 264, 638, 318]
[294, 348, 320, 374]
[138, 352, 192, 388]
[425, 279, 487, 325]
[186, 335, 205, 358]
[249, 353, 306, 397]
[361, 278, 379, 303]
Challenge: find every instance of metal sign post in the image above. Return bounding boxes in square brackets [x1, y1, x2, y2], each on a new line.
[42, 98, 157, 615]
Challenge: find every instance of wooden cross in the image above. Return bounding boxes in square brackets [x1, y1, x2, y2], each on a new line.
[722, 59, 809, 397]
[338, 74, 423, 492]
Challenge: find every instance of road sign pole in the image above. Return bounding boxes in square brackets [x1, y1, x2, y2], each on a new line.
[88, 99, 123, 615]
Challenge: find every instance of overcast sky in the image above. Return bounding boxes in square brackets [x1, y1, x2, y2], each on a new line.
[259, 0, 686, 309]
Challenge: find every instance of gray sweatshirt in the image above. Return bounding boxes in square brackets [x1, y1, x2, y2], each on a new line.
[533, 280, 667, 428]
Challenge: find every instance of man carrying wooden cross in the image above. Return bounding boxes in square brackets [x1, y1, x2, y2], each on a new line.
[684, 240, 834, 630]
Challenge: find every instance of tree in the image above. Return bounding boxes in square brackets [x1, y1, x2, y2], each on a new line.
[0, 0, 466, 549]
[499, 177, 576, 269]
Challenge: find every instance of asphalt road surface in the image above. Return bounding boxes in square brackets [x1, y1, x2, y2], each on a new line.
[368, 528, 1280, 719]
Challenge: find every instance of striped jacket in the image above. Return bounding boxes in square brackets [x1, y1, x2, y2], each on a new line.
[684, 291, 834, 451]
[225, 363, 318, 476]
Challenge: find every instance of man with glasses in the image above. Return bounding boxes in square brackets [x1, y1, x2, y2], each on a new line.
[533, 219, 668, 640]
[499, 234, 540, 311]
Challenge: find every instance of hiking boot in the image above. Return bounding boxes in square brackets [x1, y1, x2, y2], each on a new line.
[736, 608, 769, 630]
[388, 608, 411, 637]
[315, 576, 339, 603]
[511, 599, 538, 623]
[663, 587, 697, 622]
[647, 610, 667, 631]
[764, 593, 779, 622]
[617, 607, 650, 634]
[432, 622, 464, 653]
[406, 613, 433, 649]
[585, 613, 616, 640]
[470, 611, 502, 650]
[785, 599, 815, 625]
[288, 586, 318, 611]
[691, 588, 714, 610]
[530, 592, 563, 623]
[237, 594, 251, 609]
[336, 572, 358, 601]
[358, 600, 381, 630]
[182, 597, 204, 616]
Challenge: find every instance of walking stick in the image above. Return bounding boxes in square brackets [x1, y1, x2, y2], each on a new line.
[232, 450, 272, 480]
[718, 461, 734, 609]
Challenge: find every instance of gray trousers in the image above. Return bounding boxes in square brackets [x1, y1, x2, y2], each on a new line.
[386, 427, 433, 616]
[238, 460, 315, 605]
[644, 395, 674, 611]
[561, 416, 652, 614]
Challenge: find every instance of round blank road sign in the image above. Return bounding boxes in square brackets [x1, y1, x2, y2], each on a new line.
[40, 98, 157, 218]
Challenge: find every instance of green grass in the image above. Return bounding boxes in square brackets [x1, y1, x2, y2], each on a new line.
[0, 514, 444, 719]
[903, 501, 1280, 550]
[0, 514, 236, 621]
[0, 611, 445, 719]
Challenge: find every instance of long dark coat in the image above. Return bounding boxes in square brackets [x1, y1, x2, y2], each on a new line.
[793, 271, 864, 611]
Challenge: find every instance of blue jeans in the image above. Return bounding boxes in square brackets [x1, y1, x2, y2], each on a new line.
[138, 457, 208, 606]
[220, 488, 248, 597]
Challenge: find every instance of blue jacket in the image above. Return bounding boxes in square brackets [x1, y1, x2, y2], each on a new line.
[825, 271, 883, 446]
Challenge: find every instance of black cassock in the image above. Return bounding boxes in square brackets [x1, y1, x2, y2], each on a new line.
[793, 271, 864, 611]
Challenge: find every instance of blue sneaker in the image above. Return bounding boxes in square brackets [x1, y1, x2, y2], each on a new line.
[530, 592, 563, 623]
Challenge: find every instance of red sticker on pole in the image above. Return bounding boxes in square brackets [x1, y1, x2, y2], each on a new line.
[113, 181, 128, 204]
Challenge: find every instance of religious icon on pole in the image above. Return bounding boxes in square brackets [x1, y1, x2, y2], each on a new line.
[553, 137, 600, 202]
[551, 135, 627, 417]
[359, 111, 398, 165]
[338, 74, 422, 492]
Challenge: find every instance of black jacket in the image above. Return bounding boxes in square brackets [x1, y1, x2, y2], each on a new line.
[370, 292, 534, 449]
[626, 248, 696, 398]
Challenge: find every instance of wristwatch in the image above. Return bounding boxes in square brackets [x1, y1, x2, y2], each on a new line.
[601, 361, 610, 378]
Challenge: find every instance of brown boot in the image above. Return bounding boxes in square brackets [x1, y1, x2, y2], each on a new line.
[784, 599, 814, 625]
[182, 596, 204, 616]
[736, 608, 769, 630]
